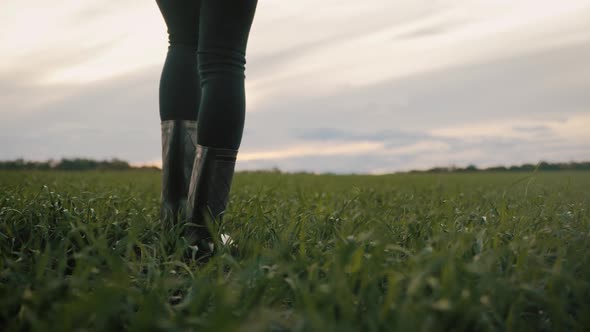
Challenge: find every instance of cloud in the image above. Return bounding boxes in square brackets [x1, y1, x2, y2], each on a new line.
[296, 128, 423, 142]
[239, 112, 590, 173]
[247, 40, 590, 132]
[1, 0, 165, 84]
[431, 113, 590, 142]
[246, 1, 590, 102]
[0, 41, 119, 113]
[223, 111, 585, 173]
[239, 141, 384, 162]
[3, 39, 589, 172]
[0, 67, 161, 161]
[2, 1, 590, 173]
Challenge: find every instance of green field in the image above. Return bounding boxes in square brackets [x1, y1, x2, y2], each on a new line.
[1, 170, 589, 331]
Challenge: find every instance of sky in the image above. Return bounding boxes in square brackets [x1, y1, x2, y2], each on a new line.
[1, 0, 590, 173]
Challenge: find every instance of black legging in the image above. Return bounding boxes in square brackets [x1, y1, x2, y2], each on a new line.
[156, 0, 257, 150]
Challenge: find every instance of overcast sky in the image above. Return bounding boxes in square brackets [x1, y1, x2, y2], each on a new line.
[1, 0, 589, 173]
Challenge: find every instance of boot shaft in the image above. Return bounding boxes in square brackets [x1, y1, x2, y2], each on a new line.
[161, 120, 198, 223]
[186, 144, 238, 242]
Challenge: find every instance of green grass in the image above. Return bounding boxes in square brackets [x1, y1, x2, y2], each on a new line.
[1, 170, 589, 331]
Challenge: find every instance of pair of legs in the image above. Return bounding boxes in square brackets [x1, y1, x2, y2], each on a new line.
[157, 0, 257, 149]
[156, 0, 257, 255]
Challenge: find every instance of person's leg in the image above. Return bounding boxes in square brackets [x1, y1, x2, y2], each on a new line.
[156, 0, 201, 121]
[185, 0, 258, 255]
[156, 0, 201, 224]
[196, 0, 258, 149]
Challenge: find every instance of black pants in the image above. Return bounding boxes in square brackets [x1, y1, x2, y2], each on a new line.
[156, 0, 257, 150]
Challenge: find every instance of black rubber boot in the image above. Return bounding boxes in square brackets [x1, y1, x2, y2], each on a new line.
[185, 144, 237, 260]
[160, 120, 198, 225]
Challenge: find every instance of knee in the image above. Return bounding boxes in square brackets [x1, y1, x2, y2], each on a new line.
[168, 33, 198, 51]
[198, 50, 246, 83]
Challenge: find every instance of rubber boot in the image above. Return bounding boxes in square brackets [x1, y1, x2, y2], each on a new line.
[185, 144, 238, 259]
[160, 120, 198, 225]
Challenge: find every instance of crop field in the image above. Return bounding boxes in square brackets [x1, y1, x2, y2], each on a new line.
[1, 170, 589, 331]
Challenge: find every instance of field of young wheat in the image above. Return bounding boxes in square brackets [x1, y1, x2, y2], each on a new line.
[1, 170, 589, 331]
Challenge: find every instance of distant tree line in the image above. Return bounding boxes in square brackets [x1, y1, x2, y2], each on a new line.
[413, 161, 590, 173]
[1, 159, 589, 172]
[0, 158, 158, 171]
